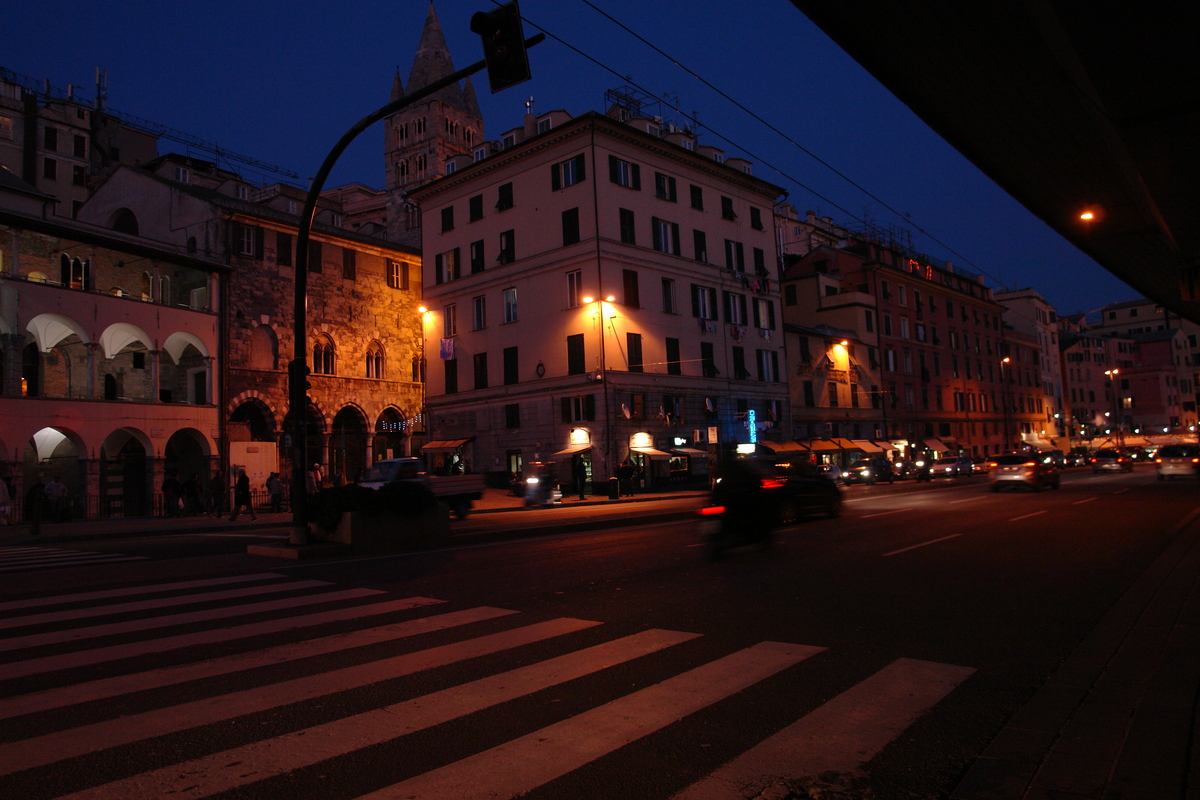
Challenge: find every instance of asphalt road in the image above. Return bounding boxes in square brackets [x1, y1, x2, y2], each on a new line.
[0, 464, 1191, 799]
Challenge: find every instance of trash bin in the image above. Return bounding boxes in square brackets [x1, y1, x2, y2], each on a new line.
[608, 476, 619, 500]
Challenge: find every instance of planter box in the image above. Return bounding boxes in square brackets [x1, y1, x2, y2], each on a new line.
[327, 505, 450, 554]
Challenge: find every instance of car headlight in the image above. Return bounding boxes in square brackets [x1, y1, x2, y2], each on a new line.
[527, 476, 539, 485]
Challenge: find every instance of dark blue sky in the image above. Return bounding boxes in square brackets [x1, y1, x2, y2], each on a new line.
[4, 0, 1135, 315]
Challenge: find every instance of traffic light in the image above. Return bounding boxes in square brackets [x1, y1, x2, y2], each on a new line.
[471, 1, 531, 93]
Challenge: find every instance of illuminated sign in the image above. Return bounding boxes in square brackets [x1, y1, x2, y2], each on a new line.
[736, 443, 756, 455]
[748, 409, 757, 443]
[568, 428, 591, 445]
[630, 431, 654, 449]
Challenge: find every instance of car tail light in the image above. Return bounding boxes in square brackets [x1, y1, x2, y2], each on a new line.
[1156, 458, 1163, 464]
[1023, 462, 1037, 467]
[699, 505, 726, 516]
[760, 478, 786, 490]
[1192, 458, 1199, 464]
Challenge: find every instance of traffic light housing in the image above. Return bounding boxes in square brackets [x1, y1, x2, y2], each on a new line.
[471, 1, 531, 93]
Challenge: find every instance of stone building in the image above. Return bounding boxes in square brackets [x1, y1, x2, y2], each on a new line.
[410, 103, 789, 490]
[77, 153, 424, 488]
[1, 165, 222, 520]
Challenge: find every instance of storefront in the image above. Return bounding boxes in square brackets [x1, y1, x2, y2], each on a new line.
[628, 431, 672, 492]
[554, 428, 593, 490]
[420, 437, 474, 475]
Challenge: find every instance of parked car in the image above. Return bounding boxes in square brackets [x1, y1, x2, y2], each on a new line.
[988, 453, 1061, 491]
[1064, 452, 1089, 467]
[359, 457, 486, 518]
[1126, 446, 1150, 462]
[1155, 444, 1200, 480]
[844, 458, 896, 485]
[1090, 448, 1133, 473]
[929, 456, 974, 477]
[891, 461, 922, 480]
[816, 463, 844, 483]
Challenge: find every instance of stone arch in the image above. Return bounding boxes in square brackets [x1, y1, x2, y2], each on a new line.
[99, 322, 153, 359]
[165, 428, 212, 498]
[330, 405, 369, 482]
[99, 427, 154, 518]
[23, 426, 86, 520]
[163, 331, 210, 405]
[98, 322, 152, 402]
[111, 208, 139, 235]
[26, 314, 89, 399]
[26, 312, 89, 352]
[249, 325, 279, 370]
[374, 406, 409, 461]
[230, 397, 277, 442]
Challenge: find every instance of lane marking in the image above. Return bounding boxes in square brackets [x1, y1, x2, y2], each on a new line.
[0, 580, 347, 651]
[948, 496, 986, 504]
[0, 606, 516, 721]
[674, 658, 976, 799]
[1112, 488, 1129, 494]
[0, 617, 601, 776]
[365, 641, 823, 800]
[0, 580, 337, 630]
[1073, 497, 1098, 505]
[0, 593, 438, 681]
[0, 573, 287, 613]
[883, 534, 961, 557]
[862, 509, 912, 519]
[62, 629, 700, 800]
[1010, 511, 1047, 521]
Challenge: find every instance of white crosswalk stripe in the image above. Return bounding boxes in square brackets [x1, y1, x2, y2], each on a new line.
[0, 573, 976, 800]
[0, 545, 147, 572]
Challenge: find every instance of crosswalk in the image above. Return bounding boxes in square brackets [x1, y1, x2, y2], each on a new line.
[0, 545, 147, 573]
[0, 572, 975, 799]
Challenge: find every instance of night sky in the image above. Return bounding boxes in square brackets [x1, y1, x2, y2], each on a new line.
[4, 0, 1136, 316]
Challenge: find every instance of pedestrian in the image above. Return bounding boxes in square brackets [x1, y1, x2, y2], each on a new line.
[618, 460, 635, 497]
[307, 463, 323, 494]
[207, 470, 226, 517]
[266, 472, 284, 513]
[572, 454, 588, 500]
[229, 469, 257, 521]
[181, 473, 202, 516]
[43, 476, 68, 522]
[0, 476, 10, 526]
[161, 472, 181, 517]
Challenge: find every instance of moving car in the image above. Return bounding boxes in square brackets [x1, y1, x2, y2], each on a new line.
[929, 455, 974, 477]
[844, 458, 895, 485]
[988, 453, 1061, 491]
[816, 463, 844, 483]
[1155, 444, 1200, 480]
[359, 457, 486, 518]
[1090, 448, 1133, 473]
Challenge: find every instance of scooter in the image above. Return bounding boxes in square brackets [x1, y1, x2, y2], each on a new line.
[522, 461, 563, 507]
[914, 459, 932, 482]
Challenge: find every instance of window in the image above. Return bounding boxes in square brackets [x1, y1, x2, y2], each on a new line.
[900, 317, 910, 339]
[667, 338, 681, 375]
[567, 270, 583, 307]
[496, 182, 513, 211]
[342, 248, 357, 280]
[444, 304, 457, 337]
[0, 116, 12, 141]
[43, 157, 57, 181]
[724, 240, 745, 272]
[721, 196, 736, 220]
[662, 278, 677, 314]
[828, 382, 839, 406]
[551, 154, 586, 189]
[473, 352, 488, 390]
[504, 346, 519, 385]
[498, 230, 515, 264]
[725, 292, 747, 326]
[865, 310, 875, 333]
[693, 230, 708, 262]
[753, 298, 775, 330]
[503, 287, 518, 323]
[562, 207, 580, 246]
[608, 155, 641, 189]
[883, 314, 893, 336]
[749, 207, 763, 230]
[627, 333, 644, 372]
[505, 403, 521, 428]
[387, 260, 408, 289]
[732, 346, 749, 379]
[619, 208, 636, 244]
[652, 217, 680, 254]
[623, 269, 640, 308]
[654, 172, 677, 201]
[690, 185, 703, 211]
[473, 295, 486, 330]
[441, 206, 454, 232]
[435, 247, 460, 283]
[562, 395, 596, 422]
[897, 285, 907, 306]
[753, 248, 766, 276]
[365, 346, 384, 379]
[175, 166, 190, 183]
[44, 126, 58, 151]
[701, 342, 718, 378]
[470, 240, 485, 273]
[307, 239, 323, 273]
[72, 165, 87, 186]
[691, 284, 718, 320]
[312, 337, 336, 375]
[445, 358, 458, 394]
[276, 232, 293, 267]
[469, 194, 483, 221]
[567, 333, 586, 375]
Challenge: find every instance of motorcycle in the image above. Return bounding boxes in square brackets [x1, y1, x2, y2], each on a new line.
[522, 461, 563, 507]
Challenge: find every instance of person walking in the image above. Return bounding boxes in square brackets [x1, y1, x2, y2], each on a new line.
[266, 472, 284, 513]
[0, 476, 11, 526]
[228, 469, 257, 521]
[43, 476, 68, 522]
[181, 473, 202, 516]
[572, 454, 588, 500]
[161, 472, 181, 517]
[207, 470, 226, 517]
[618, 460, 635, 497]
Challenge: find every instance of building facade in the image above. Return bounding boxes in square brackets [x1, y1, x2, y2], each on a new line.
[411, 107, 789, 489]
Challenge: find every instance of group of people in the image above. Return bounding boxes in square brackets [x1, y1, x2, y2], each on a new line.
[158, 469, 284, 521]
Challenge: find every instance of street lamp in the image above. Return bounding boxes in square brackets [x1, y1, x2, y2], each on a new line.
[1104, 368, 1122, 448]
[582, 295, 615, 484]
[1000, 357, 1013, 451]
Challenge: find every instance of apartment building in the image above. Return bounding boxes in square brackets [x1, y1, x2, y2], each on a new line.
[995, 287, 1066, 441]
[409, 107, 788, 490]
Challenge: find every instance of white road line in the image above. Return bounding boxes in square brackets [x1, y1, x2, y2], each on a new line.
[365, 641, 823, 800]
[1112, 488, 1129, 494]
[862, 509, 912, 519]
[0, 591, 429, 681]
[883, 534, 961, 557]
[0, 580, 336, 630]
[0, 606, 516, 721]
[0, 580, 347, 652]
[0, 554, 147, 572]
[60, 628, 698, 800]
[0, 573, 286, 613]
[0, 617, 600, 776]
[1073, 497, 1098, 505]
[673, 658, 976, 800]
[1010, 511, 1047, 521]
[948, 496, 986, 504]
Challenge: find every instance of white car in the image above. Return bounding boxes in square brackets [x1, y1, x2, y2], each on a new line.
[929, 456, 974, 477]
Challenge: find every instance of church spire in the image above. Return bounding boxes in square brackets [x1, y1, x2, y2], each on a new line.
[389, 67, 404, 103]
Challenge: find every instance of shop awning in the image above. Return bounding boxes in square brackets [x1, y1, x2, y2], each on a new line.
[803, 439, 841, 452]
[851, 440, 883, 453]
[631, 446, 672, 459]
[759, 440, 809, 452]
[671, 447, 709, 456]
[876, 441, 897, 451]
[1026, 439, 1055, 451]
[421, 438, 473, 453]
[831, 437, 858, 450]
[553, 443, 592, 456]
[922, 438, 946, 451]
